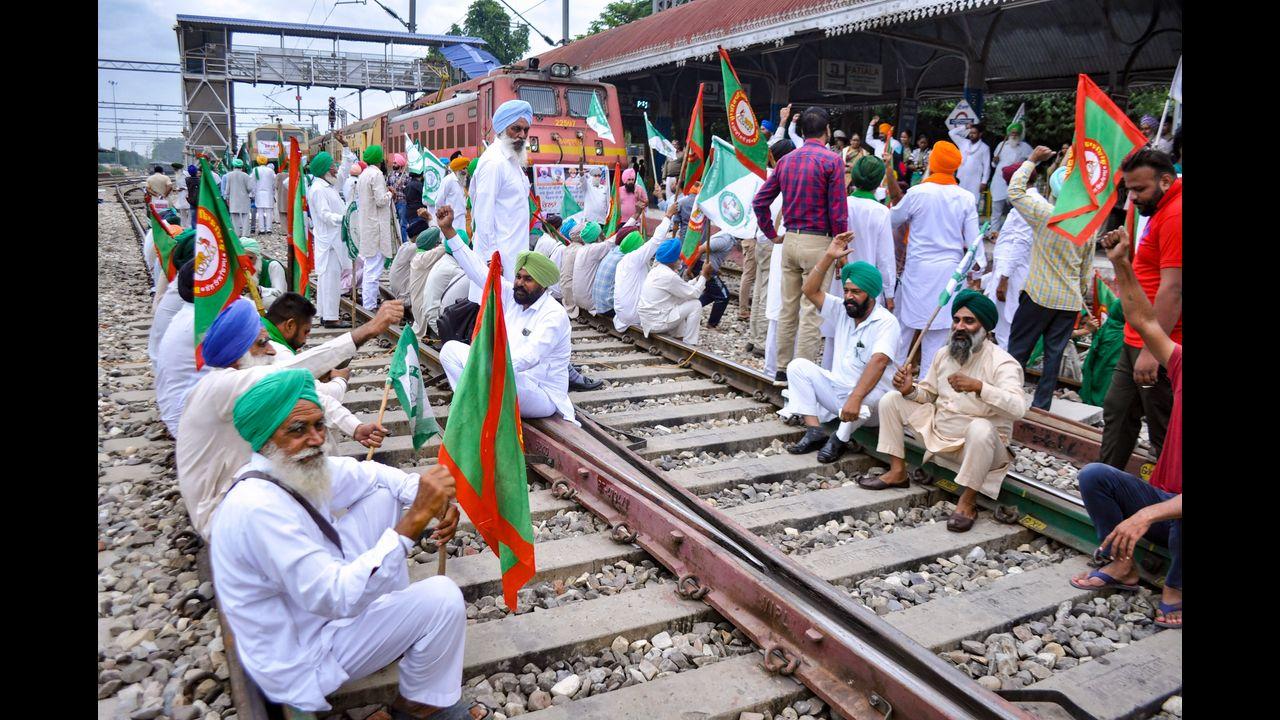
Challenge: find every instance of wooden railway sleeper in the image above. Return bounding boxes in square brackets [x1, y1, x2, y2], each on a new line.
[762, 644, 799, 676]
[675, 573, 710, 600]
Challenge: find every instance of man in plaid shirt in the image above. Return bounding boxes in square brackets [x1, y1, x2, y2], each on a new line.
[1006, 146, 1096, 409]
[753, 107, 849, 378]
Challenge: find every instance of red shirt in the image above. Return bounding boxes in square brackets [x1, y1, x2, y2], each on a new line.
[1148, 345, 1182, 494]
[1125, 179, 1182, 348]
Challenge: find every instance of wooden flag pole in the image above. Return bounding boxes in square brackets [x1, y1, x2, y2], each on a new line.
[365, 380, 392, 461]
[436, 504, 450, 576]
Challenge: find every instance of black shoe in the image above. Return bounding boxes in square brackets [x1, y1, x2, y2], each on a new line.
[816, 434, 848, 464]
[775, 371, 787, 383]
[569, 376, 604, 392]
[745, 342, 754, 352]
[787, 427, 828, 455]
[322, 320, 352, 329]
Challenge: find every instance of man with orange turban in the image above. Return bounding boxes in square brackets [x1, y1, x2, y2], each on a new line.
[883, 141, 984, 379]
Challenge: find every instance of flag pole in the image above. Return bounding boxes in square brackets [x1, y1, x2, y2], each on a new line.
[1153, 98, 1171, 147]
[436, 507, 449, 576]
[365, 380, 393, 461]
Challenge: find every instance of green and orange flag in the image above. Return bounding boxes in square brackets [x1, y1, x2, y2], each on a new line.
[288, 137, 313, 297]
[145, 196, 180, 281]
[718, 47, 767, 179]
[193, 157, 256, 369]
[438, 251, 536, 611]
[1048, 74, 1149, 246]
[603, 162, 622, 238]
[681, 83, 706, 193]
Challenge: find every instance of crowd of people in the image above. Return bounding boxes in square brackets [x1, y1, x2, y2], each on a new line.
[135, 90, 1181, 717]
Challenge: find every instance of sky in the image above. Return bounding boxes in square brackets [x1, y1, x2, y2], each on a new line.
[98, 0, 611, 153]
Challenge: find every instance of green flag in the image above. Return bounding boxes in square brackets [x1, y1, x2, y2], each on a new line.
[146, 197, 179, 282]
[437, 250, 536, 611]
[718, 47, 767, 179]
[407, 134, 449, 204]
[644, 111, 677, 160]
[696, 136, 768, 238]
[603, 162, 622, 238]
[681, 84, 706, 193]
[193, 157, 254, 369]
[561, 183, 582, 218]
[1048, 74, 1148, 245]
[586, 91, 615, 142]
[389, 327, 441, 449]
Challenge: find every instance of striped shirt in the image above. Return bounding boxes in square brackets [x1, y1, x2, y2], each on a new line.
[592, 247, 625, 314]
[1007, 161, 1094, 312]
[752, 139, 848, 239]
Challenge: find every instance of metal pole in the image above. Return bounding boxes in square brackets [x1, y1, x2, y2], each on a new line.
[110, 80, 121, 165]
[296, 86, 302, 122]
[562, 0, 569, 45]
[409, 0, 416, 33]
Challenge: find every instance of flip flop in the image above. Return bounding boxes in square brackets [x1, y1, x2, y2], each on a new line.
[1069, 569, 1141, 592]
[857, 475, 911, 490]
[1155, 601, 1183, 629]
[945, 511, 975, 532]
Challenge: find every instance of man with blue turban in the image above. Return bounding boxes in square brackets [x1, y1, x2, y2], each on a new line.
[872, 288, 1028, 533]
[637, 235, 714, 346]
[176, 298, 406, 538]
[613, 203, 679, 333]
[782, 234, 902, 464]
[210, 369, 475, 719]
[467, 99, 535, 305]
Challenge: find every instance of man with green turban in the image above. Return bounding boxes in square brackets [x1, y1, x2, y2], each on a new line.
[355, 144, 396, 310]
[844, 155, 898, 314]
[240, 237, 287, 307]
[783, 234, 902, 464]
[436, 208, 576, 420]
[871, 288, 1028, 533]
[989, 120, 1032, 232]
[210, 368, 475, 719]
[307, 134, 361, 328]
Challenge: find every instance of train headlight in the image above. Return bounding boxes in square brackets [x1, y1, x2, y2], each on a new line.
[594, 140, 604, 156]
[529, 136, 540, 153]
[549, 63, 571, 78]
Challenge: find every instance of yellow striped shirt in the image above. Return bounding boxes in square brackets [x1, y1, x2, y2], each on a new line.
[1007, 161, 1094, 312]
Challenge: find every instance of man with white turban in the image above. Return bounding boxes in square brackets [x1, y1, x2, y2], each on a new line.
[467, 99, 534, 303]
[224, 159, 255, 237]
[252, 156, 277, 233]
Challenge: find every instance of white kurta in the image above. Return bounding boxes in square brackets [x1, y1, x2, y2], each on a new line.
[210, 453, 465, 711]
[409, 246, 446, 338]
[984, 197, 1035, 346]
[224, 170, 255, 214]
[781, 299, 900, 423]
[342, 175, 359, 205]
[154, 303, 210, 437]
[308, 174, 351, 321]
[572, 241, 614, 310]
[612, 217, 671, 332]
[176, 333, 358, 538]
[532, 234, 565, 299]
[889, 182, 983, 330]
[468, 142, 532, 303]
[637, 263, 706, 333]
[947, 126, 991, 202]
[988, 139, 1032, 201]
[845, 196, 898, 302]
[252, 166, 277, 208]
[356, 166, 395, 259]
[583, 172, 609, 224]
[863, 122, 903, 158]
[444, 232, 574, 422]
[422, 254, 467, 335]
[148, 287, 185, 363]
[388, 242, 418, 303]
[434, 172, 467, 221]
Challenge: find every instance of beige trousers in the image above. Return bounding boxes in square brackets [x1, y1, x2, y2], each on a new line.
[738, 238, 757, 319]
[875, 390, 1009, 499]
[749, 241, 772, 346]
[778, 231, 834, 367]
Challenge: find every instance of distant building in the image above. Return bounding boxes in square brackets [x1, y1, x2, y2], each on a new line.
[652, 0, 693, 12]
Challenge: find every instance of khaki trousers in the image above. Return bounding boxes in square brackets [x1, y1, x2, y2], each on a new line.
[749, 241, 773, 346]
[876, 390, 1009, 500]
[778, 231, 834, 367]
[738, 238, 757, 319]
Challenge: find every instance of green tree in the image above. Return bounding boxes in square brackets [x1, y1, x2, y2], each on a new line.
[150, 137, 186, 164]
[586, 0, 651, 35]
[449, 0, 530, 65]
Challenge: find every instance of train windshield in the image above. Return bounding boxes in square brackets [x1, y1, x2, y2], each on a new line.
[517, 85, 558, 116]
[565, 89, 602, 118]
[284, 130, 305, 142]
[255, 129, 279, 142]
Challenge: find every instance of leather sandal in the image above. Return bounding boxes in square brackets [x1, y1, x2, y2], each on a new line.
[946, 511, 976, 532]
[857, 475, 910, 490]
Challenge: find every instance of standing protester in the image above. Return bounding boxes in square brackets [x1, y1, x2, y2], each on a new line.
[251, 156, 277, 233]
[948, 121, 991, 209]
[988, 123, 1032, 232]
[146, 165, 173, 213]
[983, 164, 1036, 348]
[308, 140, 358, 328]
[184, 165, 200, 229]
[906, 135, 931, 185]
[884, 141, 983, 378]
[223, 159, 255, 237]
[752, 106, 849, 380]
[1005, 147, 1095, 409]
[662, 138, 684, 198]
[342, 162, 362, 204]
[469, 100, 534, 303]
[1100, 150, 1182, 468]
[432, 156, 470, 223]
[864, 116, 903, 160]
[388, 153, 410, 244]
[844, 156, 897, 311]
[171, 162, 191, 227]
[356, 145, 395, 310]
[618, 168, 648, 229]
[746, 141, 797, 360]
[276, 159, 291, 226]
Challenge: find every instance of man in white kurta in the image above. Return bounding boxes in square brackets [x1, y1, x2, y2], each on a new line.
[408, 228, 448, 338]
[781, 240, 900, 465]
[357, 146, 396, 310]
[613, 207, 676, 332]
[988, 123, 1032, 233]
[251, 158, 277, 232]
[468, 99, 535, 304]
[638, 238, 712, 346]
[421, 242, 470, 337]
[210, 370, 466, 715]
[571, 222, 612, 310]
[177, 299, 404, 538]
[147, 233, 194, 361]
[433, 157, 469, 223]
[154, 264, 208, 438]
[983, 164, 1035, 348]
[223, 160, 255, 237]
[844, 157, 898, 310]
[871, 290, 1027, 532]
[439, 213, 573, 421]
[948, 122, 991, 207]
[886, 141, 983, 379]
[307, 147, 358, 327]
[532, 216, 566, 301]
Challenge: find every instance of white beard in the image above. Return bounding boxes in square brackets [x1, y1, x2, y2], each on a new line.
[262, 443, 333, 508]
[496, 134, 529, 167]
[237, 349, 274, 369]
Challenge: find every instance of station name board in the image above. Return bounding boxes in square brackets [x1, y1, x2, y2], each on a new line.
[819, 60, 883, 96]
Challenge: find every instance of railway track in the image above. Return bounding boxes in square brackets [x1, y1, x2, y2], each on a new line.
[103, 191, 1181, 720]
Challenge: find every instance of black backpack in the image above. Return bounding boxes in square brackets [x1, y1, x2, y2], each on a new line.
[435, 297, 480, 345]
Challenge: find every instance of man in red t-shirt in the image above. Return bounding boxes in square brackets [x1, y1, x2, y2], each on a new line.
[1070, 230, 1181, 629]
[1100, 150, 1182, 469]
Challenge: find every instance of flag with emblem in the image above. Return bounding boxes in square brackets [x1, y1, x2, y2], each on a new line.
[603, 162, 622, 238]
[389, 327, 441, 449]
[695, 136, 779, 239]
[681, 83, 706, 192]
[438, 251, 536, 611]
[408, 134, 449, 205]
[193, 157, 255, 369]
[718, 47, 767, 179]
[1048, 74, 1149, 246]
[586, 91, 615, 142]
[288, 137, 313, 296]
[146, 196, 181, 281]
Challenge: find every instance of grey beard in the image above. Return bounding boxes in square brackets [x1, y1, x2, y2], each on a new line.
[262, 443, 333, 508]
[948, 327, 986, 364]
[498, 134, 529, 166]
[237, 350, 273, 369]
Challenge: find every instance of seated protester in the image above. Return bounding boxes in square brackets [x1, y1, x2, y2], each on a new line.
[593, 230, 639, 316]
[638, 237, 714, 346]
[211, 370, 477, 719]
[532, 214, 566, 301]
[436, 206, 574, 421]
[613, 203, 678, 332]
[388, 240, 419, 308]
[147, 229, 197, 363]
[241, 237, 287, 307]
[409, 228, 447, 339]
[143, 209, 181, 298]
[572, 221, 614, 315]
[1069, 230, 1181, 629]
[782, 246, 900, 464]
[177, 298, 404, 539]
[422, 229, 473, 337]
[558, 222, 594, 319]
[872, 290, 1029, 532]
[155, 261, 206, 438]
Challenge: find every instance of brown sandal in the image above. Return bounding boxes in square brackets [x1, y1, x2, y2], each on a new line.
[857, 475, 911, 490]
[945, 511, 976, 532]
